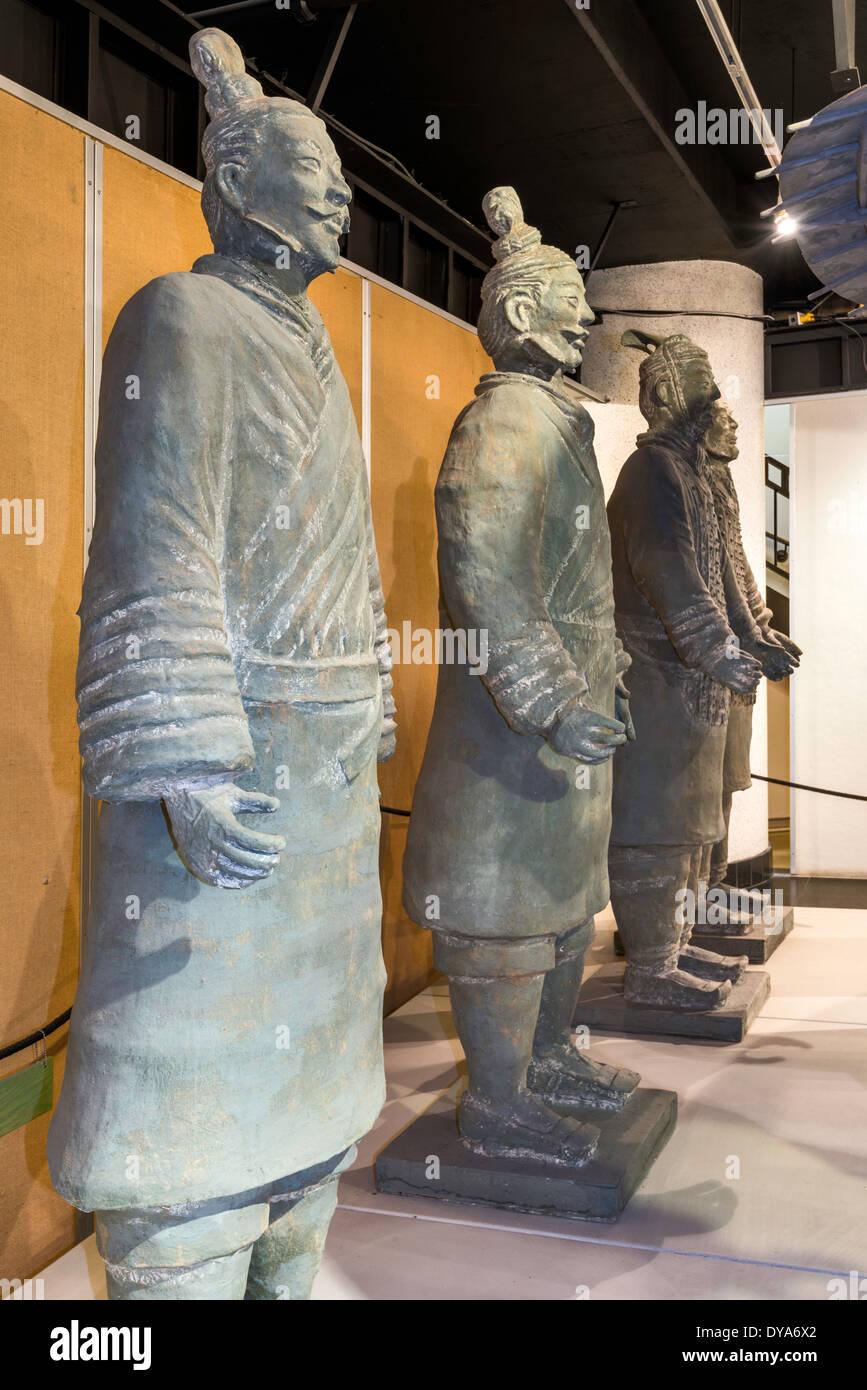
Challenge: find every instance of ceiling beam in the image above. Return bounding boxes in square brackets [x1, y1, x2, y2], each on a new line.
[561, 0, 754, 248]
[309, 4, 358, 111]
[831, 0, 861, 92]
[832, 0, 856, 70]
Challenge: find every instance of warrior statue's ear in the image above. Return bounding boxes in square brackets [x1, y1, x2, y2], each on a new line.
[214, 161, 247, 214]
[503, 289, 536, 336]
[621, 328, 664, 353]
[654, 378, 674, 409]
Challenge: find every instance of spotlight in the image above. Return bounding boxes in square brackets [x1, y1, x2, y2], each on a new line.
[774, 209, 798, 235]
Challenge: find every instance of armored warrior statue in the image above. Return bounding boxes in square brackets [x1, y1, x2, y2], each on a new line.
[402, 187, 639, 1168]
[48, 29, 395, 1299]
[606, 331, 793, 1011]
[696, 402, 801, 929]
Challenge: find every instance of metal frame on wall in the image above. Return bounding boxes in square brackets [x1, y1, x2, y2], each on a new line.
[81, 134, 103, 955]
[344, 172, 488, 318]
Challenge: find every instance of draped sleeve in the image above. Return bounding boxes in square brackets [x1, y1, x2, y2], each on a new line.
[720, 543, 765, 645]
[76, 273, 254, 800]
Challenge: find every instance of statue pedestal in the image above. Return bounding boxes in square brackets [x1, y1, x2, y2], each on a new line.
[375, 1081, 677, 1223]
[613, 907, 794, 965]
[575, 964, 770, 1043]
[690, 905, 794, 964]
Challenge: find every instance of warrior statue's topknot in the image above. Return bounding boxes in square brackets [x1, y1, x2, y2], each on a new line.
[189, 28, 264, 118]
[483, 187, 544, 261]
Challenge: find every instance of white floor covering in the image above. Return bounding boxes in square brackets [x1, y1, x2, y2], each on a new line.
[27, 906, 867, 1301]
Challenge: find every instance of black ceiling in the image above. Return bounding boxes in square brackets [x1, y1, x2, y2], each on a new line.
[92, 0, 867, 311]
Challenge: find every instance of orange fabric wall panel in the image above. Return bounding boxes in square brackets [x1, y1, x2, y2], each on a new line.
[0, 91, 85, 1279]
[101, 147, 211, 346]
[368, 284, 492, 1013]
[309, 268, 364, 428]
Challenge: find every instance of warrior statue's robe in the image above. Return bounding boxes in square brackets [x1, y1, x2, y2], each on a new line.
[607, 426, 762, 851]
[48, 255, 391, 1210]
[707, 460, 773, 882]
[403, 372, 623, 941]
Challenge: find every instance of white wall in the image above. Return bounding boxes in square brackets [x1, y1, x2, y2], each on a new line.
[790, 393, 867, 877]
[765, 402, 791, 466]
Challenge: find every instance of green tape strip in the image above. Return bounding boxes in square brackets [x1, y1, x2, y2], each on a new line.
[0, 1058, 54, 1138]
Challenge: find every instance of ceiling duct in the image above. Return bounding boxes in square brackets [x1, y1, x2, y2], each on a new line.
[695, 0, 782, 168]
[831, 0, 861, 94]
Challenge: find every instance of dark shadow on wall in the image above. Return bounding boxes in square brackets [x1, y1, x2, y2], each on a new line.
[379, 453, 439, 1014]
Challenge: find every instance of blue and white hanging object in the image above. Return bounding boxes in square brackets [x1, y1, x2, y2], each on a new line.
[763, 84, 867, 317]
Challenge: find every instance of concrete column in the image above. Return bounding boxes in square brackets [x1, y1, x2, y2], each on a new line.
[581, 260, 769, 866]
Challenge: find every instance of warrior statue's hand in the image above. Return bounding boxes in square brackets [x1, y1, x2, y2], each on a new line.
[700, 643, 762, 695]
[378, 717, 397, 763]
[766, 628, 802, 662]
[614, 675, 637, 741]
[164, 783, 286, 890]
[747, 637, 797, 681]
[547, 703, 627, 765]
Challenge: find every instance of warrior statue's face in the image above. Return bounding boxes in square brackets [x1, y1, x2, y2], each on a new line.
[705, 404, 739, 461]
[503, 265, 594, 375]
[216, 111, 351, 277]
[655, 355, 719, 429]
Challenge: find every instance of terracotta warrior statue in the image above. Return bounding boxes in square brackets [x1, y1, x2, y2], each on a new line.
[402, 187, 639, 1168]
[696, 401, 801, 930]
[48, 28, 395, 1299]
[606, 331, 793, 1011]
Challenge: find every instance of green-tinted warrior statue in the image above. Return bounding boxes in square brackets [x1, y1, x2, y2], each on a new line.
[607, 334, 793, 1010]
[699, 402, 801, 927]
[47, 28, 395, 1299]
[402, 188, 639, 1167]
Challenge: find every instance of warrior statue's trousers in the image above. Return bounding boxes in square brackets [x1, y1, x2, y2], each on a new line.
[95, 1147, 355, 1301]
[609, 844, 710, 970]
[709, 792, 733, 889]
[686, 843, 721, 943]
[709, 698, 754, 890]
[431, 921, 593, 1099]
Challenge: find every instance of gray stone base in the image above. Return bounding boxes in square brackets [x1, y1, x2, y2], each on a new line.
[612, 907, 794, 964]
[574, 963, 770, 1042]
[689, 905, 794, 963]
[374, 1084, 677, 1223]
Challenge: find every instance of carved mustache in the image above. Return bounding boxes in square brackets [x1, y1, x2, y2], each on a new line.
[307, 204, 351, 235]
